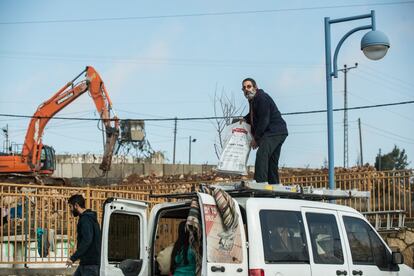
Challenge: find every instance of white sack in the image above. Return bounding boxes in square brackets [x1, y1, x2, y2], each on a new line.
[217, 122, 252, 175]
[156, 244, 173, 275]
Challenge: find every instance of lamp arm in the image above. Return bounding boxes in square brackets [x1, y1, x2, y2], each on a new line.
[332, 25, 372, 78]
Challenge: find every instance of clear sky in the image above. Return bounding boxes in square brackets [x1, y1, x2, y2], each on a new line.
[0, 0, 413, 168]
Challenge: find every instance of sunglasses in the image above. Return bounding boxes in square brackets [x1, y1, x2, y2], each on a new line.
[242, 84, 253, 90]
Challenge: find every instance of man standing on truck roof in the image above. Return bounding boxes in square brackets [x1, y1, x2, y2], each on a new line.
[241, 78, 288, 184]
[66, 194, 101, 276]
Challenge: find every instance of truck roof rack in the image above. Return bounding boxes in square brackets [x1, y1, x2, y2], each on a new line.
[149, 181, 371, 201]
[211, 181, 370, 200]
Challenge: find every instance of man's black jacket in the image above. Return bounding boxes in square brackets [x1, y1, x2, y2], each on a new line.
[70, 209, 101, 265]
[244, 89, 288, 142]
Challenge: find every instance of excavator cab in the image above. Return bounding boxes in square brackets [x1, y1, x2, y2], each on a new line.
[40, 145, 56, 173]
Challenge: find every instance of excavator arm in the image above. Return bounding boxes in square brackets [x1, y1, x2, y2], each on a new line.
[85, 66, 120, 172]
[21, 66, 119, 174]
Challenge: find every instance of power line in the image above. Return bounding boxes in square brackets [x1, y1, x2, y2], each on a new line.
[347, 91, 414, 123]
[354, 69, 413, 98]
[1, 1, 412, 25]
[363, 63, 414, 89]
[289, 121, 345, 127]
[362, 122, 414, 143]
[0, 52, 323, 68]
[358, 68, 414, 92]
[290, 128, 358, 135]
[364, 128, 414, 145]
[46, 130, 102, 143]
[7, 118, 346, 136]
[0, 100, 413, 121]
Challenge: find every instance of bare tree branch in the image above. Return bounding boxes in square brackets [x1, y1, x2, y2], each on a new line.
[212, 86, 245, 159]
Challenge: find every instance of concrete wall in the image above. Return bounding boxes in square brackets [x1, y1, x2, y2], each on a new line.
[144, 164, 163, 176]
[54, 163, 82, 178]
[52, 163, 219, 179]
[184, 164, 203, 175]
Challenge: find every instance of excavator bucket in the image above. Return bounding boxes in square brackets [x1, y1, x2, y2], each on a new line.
[99, 127, 120, 173]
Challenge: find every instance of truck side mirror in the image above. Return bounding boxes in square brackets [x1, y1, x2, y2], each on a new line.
[391, 251, 404, 265]
[119, 259, 143, 276]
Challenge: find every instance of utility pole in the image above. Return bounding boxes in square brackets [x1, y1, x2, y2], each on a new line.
[338, 63, 358, 168]
[188, 136, 196, 164]
[2, 124, 9, 153]
[378, 148, 382, 171]
[189, 136, 191, 165]
[173, 117, 177, 164]
[358, 118, 363, 166]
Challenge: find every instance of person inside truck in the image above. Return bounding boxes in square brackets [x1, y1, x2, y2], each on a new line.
[170, 221, 196, 276]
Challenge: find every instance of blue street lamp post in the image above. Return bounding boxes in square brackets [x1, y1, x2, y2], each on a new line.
[324, 10, 390, 189]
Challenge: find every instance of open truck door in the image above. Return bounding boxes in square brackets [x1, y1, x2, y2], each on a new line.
[198, 192, 248, 275]
[100, 198, 148, 276]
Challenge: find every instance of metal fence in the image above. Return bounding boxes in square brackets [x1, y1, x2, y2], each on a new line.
[0, 169, 412, 267]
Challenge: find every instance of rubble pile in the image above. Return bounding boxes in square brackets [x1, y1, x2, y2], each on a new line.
[120, 166, 382, 186]
[120, 172, 252, 186]
[279, 165, 378, 176]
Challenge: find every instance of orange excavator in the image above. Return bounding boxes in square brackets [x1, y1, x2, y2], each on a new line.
[0, 66, 120, 185]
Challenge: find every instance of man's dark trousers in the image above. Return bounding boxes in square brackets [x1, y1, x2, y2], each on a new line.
[254, 134, 287, 184]
[74, 264, 99, 276]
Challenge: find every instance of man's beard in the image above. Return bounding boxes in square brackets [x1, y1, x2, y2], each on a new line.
[72, 209, 80, 217]
[245, 90, 256, 100]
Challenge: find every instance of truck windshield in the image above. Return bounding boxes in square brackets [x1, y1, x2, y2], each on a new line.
[260, 210, 309, 263]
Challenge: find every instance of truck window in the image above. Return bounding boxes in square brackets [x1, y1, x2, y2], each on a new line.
[306, 213, 344, 264]
[259, 210, 309, 263]
[343, 216, 390, 269]
[108, 213, 140, 262]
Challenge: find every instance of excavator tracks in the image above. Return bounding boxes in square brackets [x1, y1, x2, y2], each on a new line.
[0, 173, 70, 186]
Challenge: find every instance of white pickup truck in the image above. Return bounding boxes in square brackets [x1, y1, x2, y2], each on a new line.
[99, 184, 413, 276]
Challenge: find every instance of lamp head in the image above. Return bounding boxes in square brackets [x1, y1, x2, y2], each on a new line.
[361, 30, 390, 60]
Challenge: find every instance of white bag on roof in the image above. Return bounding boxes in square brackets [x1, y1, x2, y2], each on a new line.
[217, 122, 252, 175]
